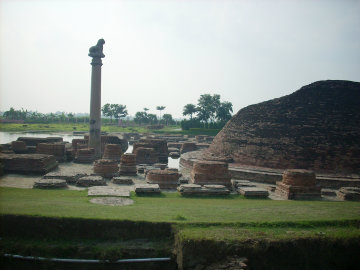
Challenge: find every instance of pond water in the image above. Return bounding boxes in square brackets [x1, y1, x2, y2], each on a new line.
[0, 131, 180, 168]
[0, 131, 80, 144]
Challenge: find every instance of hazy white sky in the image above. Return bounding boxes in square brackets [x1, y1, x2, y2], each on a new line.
[1, 0, 359, 118]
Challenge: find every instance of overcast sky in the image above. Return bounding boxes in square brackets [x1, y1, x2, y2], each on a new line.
[1, 0, 359, 119]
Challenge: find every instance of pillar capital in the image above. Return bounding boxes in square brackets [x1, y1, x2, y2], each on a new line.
[90, 57, 103, 66]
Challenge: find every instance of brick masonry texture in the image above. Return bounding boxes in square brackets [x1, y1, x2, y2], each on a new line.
[208, 80, 360, 174]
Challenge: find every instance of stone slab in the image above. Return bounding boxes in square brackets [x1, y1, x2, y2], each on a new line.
[33, 179, 67, 189]
[76, 175, 106, 187]
[238, 187, 269, 198]
[111, 177, 134, 185]
[43, 172, 86, 184]
[135, 184, 161, 194]
[88, 186, 130, 197]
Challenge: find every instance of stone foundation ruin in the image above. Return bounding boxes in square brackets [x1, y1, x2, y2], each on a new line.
[275, 169, 321, 200]
[146, 169, 180, 189]
[93, 159, 119, 178]
[190, 160, 232, 188]
[119, 153, 137, 176]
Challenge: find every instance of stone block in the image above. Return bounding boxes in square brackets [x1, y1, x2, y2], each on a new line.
[111, 177, 134, 185]
[33, 179, 67, 189]
[102, 144, 123, 161]
[93, 159, 119, 178]
[337, 187, 360, 201]
[146, 169, 180, 189]
[43, 172, 86, 184]
[178, 184, 230, 196]
[0, 153, 58, 174]
[238, 187, 269, 198]
[135, 184, 161, 194]
[76, 175, 106, 187]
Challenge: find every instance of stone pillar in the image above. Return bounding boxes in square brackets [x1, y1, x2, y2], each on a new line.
[88, 39, 105, 158]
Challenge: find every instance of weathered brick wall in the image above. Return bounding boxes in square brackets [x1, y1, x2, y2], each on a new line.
[209, 80, 360, 174]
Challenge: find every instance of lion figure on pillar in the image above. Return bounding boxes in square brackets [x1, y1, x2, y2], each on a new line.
[88, 39, 105, 58]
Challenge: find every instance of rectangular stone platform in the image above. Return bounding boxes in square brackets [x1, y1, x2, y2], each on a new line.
[0, 153, 58, 174]
[135, 184, 161, 194]
[275, 182, 321, 200]
[178, 184, 230, 196]
[238, 187, 269, 198]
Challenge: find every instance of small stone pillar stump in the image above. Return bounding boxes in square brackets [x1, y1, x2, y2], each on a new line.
[74, 148, 95, 163]
[190, 160, 232, 188]
[102, 144, 123, 161]
[134, 147, 158, 164]
[146, 169, 180, 189]
[93, 159, 119, 178]
[119, 153, 137, 176]
[275, 169, 321, 200]
[180, 142, 197, 154]
[88, 39, 105, 158]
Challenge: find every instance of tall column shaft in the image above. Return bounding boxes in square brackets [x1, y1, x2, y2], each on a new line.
[89, 59, 102, 158]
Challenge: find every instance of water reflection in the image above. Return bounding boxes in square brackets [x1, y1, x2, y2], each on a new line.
[0, 131, 179, 169]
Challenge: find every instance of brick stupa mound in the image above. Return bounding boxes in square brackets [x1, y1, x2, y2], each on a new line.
[209, 80, 360, 174]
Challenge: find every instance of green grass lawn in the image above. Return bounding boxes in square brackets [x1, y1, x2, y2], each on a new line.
[1, 187, 359, 224]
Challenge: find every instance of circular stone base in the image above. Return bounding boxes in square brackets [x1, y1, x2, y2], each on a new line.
[90, 197, 134, 206]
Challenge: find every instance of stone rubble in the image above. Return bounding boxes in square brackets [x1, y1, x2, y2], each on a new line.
[93, 159, 119, 178]
[238, 187, 269, 198]
[337, 187, 360, 201]
[74, 148, 95, 163]
[76, 175, 106, 187]
[36, 143, 66, 162]
[177, 184, 230, 196]
[43, 171, 86, 184]
[146, 169, 180, 189]
[102, 144, 123, 161]
[275, 169, 321, 200]
[190, 160, 232, 188]
[135, 184, 161, 194]
[119, 153, 137, 176]
[111, 176, 134, 185]
[0, 153, 58, 174]
[33, 179, 68, 189]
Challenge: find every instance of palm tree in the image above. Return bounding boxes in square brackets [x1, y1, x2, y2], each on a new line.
[183, 104, 197, 120]
[156, 106, 166, 123]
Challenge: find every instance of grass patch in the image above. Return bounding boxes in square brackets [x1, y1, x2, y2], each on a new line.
[1, 187, 359, 224]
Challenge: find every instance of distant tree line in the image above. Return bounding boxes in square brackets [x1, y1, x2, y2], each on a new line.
[133, 107, 176, 126]
[181, 94, 233, 130]
[1, 107, 89, 123]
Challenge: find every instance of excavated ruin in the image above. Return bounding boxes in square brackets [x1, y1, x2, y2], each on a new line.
[208, 80, 360, 174]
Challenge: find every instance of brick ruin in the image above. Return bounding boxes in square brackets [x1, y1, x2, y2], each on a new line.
[275, 169, 321, 200]
[146, 169, 180, 189]
[190, 160, 232, 188]
[208, 80, 360, 175]
[132, 139, 168, 163]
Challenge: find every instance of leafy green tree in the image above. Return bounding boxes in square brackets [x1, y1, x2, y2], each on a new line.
[197, 94, 220, 124]
[67, 113, 74, 123]
[162, 113, 174, 125]
[156, 106, 166, 122]
[148, 113, 158, 124]
[102, 103, 113, 123]
[216, 101, 233, 122]
[134, 111, 147, 125]
[143, 108, 149, 113]
[182, 104, 197, 120]
[111, 104, 128, 122]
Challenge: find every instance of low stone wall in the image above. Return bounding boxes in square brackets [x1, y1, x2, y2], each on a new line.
[0, 153, 58, 174]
